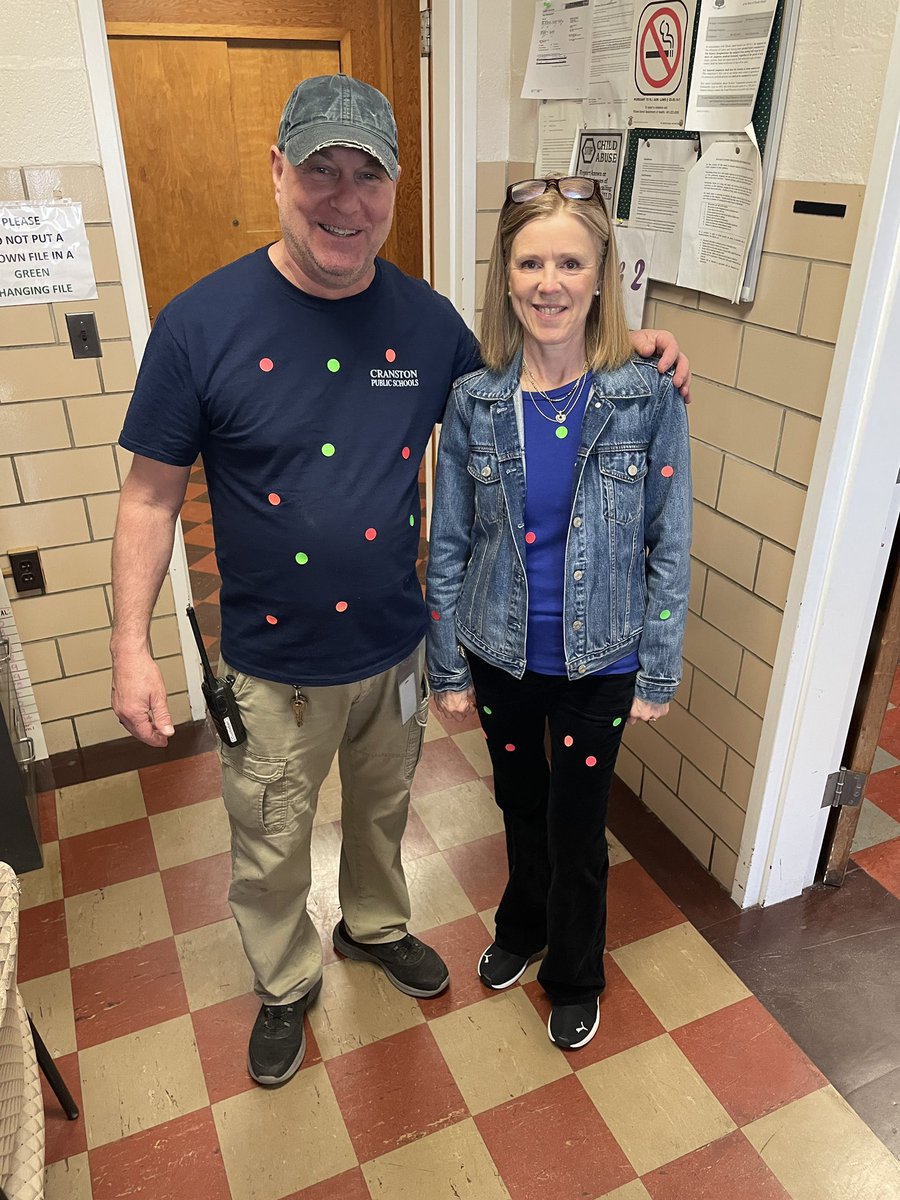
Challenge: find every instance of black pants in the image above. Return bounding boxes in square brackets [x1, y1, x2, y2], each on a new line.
[468, 653, 636, 1005]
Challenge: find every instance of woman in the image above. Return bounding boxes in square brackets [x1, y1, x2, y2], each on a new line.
[426, 176, 691, 1050]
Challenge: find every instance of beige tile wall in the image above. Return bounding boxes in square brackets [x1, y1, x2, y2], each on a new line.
[473, 166, 857, 891]
[0, 163, 188, 757]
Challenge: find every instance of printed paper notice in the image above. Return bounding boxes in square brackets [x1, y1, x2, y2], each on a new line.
[686, 0, 777, 132]
[522, 0, 591, 100]
[615, 226, 656, 329]
[536, 101, 584, 176]
[0, 203, 97, 307]
[629, 136, 698, 283]
[573, 130, 625, 211]
[0, 574, 48, 762]
[587, 0, 634, 127]
[629, 0, 697, 129]
[677, 134, 761, 301]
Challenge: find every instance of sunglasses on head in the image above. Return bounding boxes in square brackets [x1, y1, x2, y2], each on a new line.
[505, 176, 607, 207]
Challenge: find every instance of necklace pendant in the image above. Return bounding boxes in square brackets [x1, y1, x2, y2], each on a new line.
[555, 412, 566, 423]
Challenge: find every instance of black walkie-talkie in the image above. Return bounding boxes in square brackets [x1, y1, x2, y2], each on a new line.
[186, 606, 246, 746]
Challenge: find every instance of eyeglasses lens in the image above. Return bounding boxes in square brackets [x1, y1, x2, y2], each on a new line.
[558, 177, 595, 199]
[509, 179, 549, 203]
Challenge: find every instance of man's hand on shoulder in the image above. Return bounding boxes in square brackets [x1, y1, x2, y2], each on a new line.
[111, 646, 176, 747]
[630, 328, 692, 403]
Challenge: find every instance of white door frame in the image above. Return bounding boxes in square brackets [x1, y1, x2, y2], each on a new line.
[734, 8, 900, 908]
[77, 0, 204, 719]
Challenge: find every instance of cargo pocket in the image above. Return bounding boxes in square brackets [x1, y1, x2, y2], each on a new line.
[404, 676, 431, 779]
[220, 748, 288, 834]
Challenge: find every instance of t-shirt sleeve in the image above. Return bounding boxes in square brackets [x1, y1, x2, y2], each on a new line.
[118, 310, 205, 467]
[453, 321, 483, 379]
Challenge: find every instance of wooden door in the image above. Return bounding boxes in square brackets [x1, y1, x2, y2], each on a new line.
[105, 0, 422, 319]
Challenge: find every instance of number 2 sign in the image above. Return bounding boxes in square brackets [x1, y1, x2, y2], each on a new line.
[614, 227, 656, 331]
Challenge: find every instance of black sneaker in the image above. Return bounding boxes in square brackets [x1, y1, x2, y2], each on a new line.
[547, 998, 600, 1050]
[332, 919, 449, 998]
[247, 978, 322, 1087]
[477, 943, 535, 989]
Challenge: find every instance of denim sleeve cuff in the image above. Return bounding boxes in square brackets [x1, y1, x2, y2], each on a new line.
[428, 669, 472, 693]
[635, 674, 679, 704]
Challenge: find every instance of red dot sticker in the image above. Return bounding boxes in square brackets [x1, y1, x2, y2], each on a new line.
[505, 743, 516, 752]
[585, 755, 597, 767]
[365, 528, 377, 541]
[335, 601, 348, 613]
[401, 446, 411, 460]
[267, 492, 281, 506]
[265, 614, 278, 625]
[431, 610, 441, 621]
[259, 358, 274, 372]
[661, 465, 675, 478]
[564, 735, 574, 747]
[525, 531, 537, 544]
[385, 348, 397, 363]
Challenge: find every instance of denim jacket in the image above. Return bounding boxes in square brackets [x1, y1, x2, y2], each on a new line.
[426, 353, 691, 704]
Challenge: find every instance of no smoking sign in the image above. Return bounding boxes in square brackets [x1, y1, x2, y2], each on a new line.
[635, 1, 687, 96]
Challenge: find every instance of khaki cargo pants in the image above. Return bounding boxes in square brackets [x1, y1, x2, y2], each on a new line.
[218, 643, 429, 1005]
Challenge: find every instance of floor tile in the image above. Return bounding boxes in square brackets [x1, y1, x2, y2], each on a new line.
[362, 1117, 511, 1200]
[161, 850, 232, 934]
[66, 874, 173, 967]
[872, 745, 900, 773]
[180, 498, 213, 524]
[891, 664, 900, 706]
[182, 521, 216, 548]
[138, 750, 222, 815]
[429, 990, 570, 1115]
[579, 1034, 735, 1175]
[19, 968, 76, 1057]
[452, 728, 494, 777]
[864, 764, 900, 822]
[45, 1152, 91, 1200]
[59, 817, 159, 896]
[308, 957, 425, 1059]
[433, 700, 483, 734]
[424, 708, 448, 742]
[442, 832, 509, 913]
[641, 1129, 791, 1199]
[612, 922, 750, 1029]
[213, 1062, 356, 1200]
[607, 830, 632, 866]
[599, 1184, 652, 1200]
[184, 481, 206, 501]
[176, 917, 255, 1011]
[605, 859, 686, 950]
[850, 798, 900, 853]
[89, 1106, 231, 1199]
[37, 789, 59, 842]
[476, 1073, 635, 1200]
[853, 836, 900, 900]
[190, 550, 219, 576]
[325, 1023, 468, 1162]
[149, 796, 231, 870]
[410, 736, 479, 798]
[277, 1167, 372, 1200]
[844, 1064, 900, 1159]
[79, 1014, 209, 1149]
[56, 772, 146, 838]
[71, 937, 189, 1049]
[18, 899, 69, 981]
[18, 838, 62, 909]
[744, 1086, 900, 1199]
[401, 805, 441, 860]
[405, 850, 476, 933]
[878, 705, 900, 759]
[523, 958, 665, 1069]
[671, 995, 825, 1125]
[41, 1049, 87, 1165]
[412, 778, 504, 850]
[416, 914, 507, 1019]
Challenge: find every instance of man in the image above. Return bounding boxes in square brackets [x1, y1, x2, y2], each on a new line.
[111, 73, 690, 1087]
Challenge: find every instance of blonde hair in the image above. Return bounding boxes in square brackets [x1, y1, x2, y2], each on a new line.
[479, 184, 632, 374]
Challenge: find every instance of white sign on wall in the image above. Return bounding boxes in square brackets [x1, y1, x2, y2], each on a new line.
[0, 203, 97, 307]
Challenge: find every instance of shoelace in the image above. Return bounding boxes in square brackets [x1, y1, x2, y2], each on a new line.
[263, 1004, 296, 1035]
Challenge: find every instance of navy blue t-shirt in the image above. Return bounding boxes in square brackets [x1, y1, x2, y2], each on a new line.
[120, 247, 481, 686]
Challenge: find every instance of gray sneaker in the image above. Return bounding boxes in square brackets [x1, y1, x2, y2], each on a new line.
[332, 919, 449, 997]
[247, 977, 322, 1087]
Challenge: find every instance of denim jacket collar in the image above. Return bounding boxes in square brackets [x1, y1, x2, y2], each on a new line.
[466, 350, 654, 403]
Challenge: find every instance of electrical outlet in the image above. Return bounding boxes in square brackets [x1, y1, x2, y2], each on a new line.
[8, 547, 46, 595]
[65, 312, 102, 359]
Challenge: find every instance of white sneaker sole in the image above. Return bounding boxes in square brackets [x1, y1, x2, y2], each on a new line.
[477, 944, 532, 990]
[547, 999, 600, 1049]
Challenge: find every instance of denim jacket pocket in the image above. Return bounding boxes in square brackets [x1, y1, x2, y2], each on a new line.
[466, 450, 503, 522]
[596, 449, 647, 525]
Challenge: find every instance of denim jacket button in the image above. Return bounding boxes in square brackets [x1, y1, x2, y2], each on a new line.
[577, 664, 586, 674]
[573, 517, 582, 528]
[627, 464, 638, 477]
[481, 466, 491, 477]
[573, 570, 583, 580]
[572, 619, 583, 631]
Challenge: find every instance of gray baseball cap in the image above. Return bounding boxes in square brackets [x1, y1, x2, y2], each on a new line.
[277, 74, 400, 180]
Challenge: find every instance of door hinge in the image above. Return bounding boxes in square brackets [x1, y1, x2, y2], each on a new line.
[820, 768, 867, 809]
[420, 9, 432, 57]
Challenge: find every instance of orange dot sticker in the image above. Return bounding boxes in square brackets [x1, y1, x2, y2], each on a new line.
[385, 348, 397, 363]
[259, 358, 274, 372]
[505, 743, 516, 752]
[525, 531, 536, 545]
[585, 755, 597, 767]
[661, 465, 675, 478]
[365, 528, 377, 541]
[564, 735, 574, 747]
[402, 446, 411, 460]
[335, 601, 348, 613]
[267, 492, 281, 506]
[265, 614, 278, 625]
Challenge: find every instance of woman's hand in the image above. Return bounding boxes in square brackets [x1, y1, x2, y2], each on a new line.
[627, 697, 670, 726]
[629, 329, 692, 402]
[434, 687, 477, 722]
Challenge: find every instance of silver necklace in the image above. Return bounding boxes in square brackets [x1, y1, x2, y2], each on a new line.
[522, 359, 589, 424]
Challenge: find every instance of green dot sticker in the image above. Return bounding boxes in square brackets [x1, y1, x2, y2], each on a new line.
[295, 552, 309, 565]
[483, 706, 492, 715]
[327, 358, 340, 373]
[322, 443, 336, 457]
[612, 717, 623, 727]
[409, 515, 415, 526]
[660, 609, 671, 620]
[555, 425, 569, 440]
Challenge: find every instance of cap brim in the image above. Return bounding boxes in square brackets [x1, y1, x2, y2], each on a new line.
[283, 122, 399, 180]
